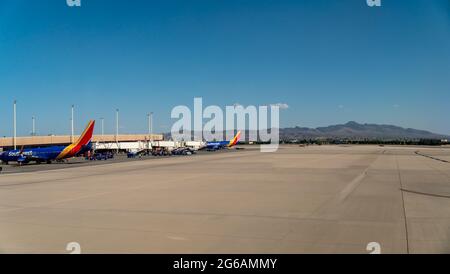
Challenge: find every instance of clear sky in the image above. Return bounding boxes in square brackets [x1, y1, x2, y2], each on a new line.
[0, 0, 449, 136]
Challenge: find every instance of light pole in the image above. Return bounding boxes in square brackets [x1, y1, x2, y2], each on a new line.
[116, 109, 119, 153]
[150, 112, 153, 138]
[115, 109, 119, 153]
[32, 116, 36, 136]
[147, 113, 153, 136]
[147, 112, 153, 150]
[71, 104, 74, 143]
[13, 100, 17, 150]
[115, 109, 119, 140]
[101, 118, 104, 136]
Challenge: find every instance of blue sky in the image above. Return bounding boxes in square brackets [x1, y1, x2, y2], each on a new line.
[0, 0, 449, 136]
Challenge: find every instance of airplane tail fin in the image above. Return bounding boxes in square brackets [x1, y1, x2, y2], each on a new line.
[228, 131, 241, 147]
[56, 120, 95, 160]
[74, 120, 95, 147]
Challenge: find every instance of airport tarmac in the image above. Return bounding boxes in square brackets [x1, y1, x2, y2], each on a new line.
[0, 150, 220, 175]
[0, 145, 449, 254]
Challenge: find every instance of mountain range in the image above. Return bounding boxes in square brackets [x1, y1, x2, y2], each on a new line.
[165, 121, 449, 141]
[280, 121, 449, 141]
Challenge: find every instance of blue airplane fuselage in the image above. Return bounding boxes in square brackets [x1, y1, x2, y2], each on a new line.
[204, 131, 241, 150]
[205, 141, 230, 150]
[0, 120, 95, 165]
[0, 142, 92, 164]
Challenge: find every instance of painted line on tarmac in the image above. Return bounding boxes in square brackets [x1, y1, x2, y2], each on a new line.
[415, 151, 449, 163]
[400, 188, 450, 199]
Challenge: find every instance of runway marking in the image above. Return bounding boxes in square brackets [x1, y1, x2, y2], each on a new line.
[167, 236, 189, 241]
[400, 188, 450, 199]
[415, 151, 450, 180]
[317, 149, 390, 203]
[332, 151, 385, 203]
[395, 155, 410, 254]
[415, 151, 449, 163]
[310, 153, 380, 218]
[337, 167, 369, 202]
[399, 152, 450, 200]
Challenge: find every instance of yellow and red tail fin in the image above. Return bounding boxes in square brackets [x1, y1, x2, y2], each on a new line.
[228, 131, 241, 147]
[56, 120, 95, 160]
[74, 120, 95, 147]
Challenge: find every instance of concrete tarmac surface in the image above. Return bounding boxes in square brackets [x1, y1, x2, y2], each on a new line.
[0, 145, 449, 254]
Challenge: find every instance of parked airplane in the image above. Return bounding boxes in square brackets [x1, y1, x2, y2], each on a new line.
[204, 131, 241, 150]
[0, 120, 95, 165]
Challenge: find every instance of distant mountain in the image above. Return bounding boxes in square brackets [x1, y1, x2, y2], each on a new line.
[280, 121, 449, 141]
[164, 121, 449, 141]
